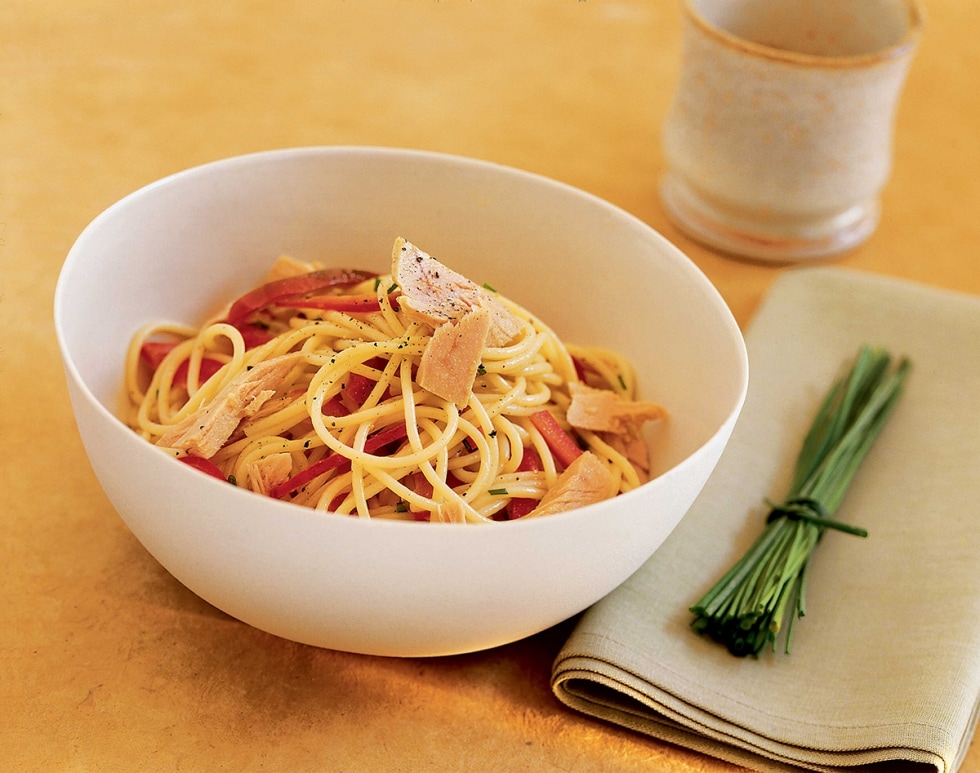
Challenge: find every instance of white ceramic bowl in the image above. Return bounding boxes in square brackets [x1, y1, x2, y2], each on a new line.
[54, 147, 748, 657]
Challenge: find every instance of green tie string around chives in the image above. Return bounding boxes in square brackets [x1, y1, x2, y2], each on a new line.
[689, 345, 911, 657]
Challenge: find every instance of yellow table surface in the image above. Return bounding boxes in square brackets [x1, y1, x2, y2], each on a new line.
[4, 1, 979, 770]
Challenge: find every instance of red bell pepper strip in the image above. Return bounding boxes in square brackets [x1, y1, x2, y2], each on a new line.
[529, 410, 583, 469]
[354, 421, 411, 455]
[268, 450, 350, 499]
[506, 446, 543, 520]
[571, 355, 591, 382]
[343, 371, 375, 407]
[140, 342, 223, 388]
[225, 268, 378, 326]
[408, 471, 435, 521]
[238, 322, 275, 349]
[140, 341, 177, 369]
[178, 454, 228, 481]
[270, 422, 410, 499]
[174, 358, 223, 388]
[321, 395, 350, 418]
[505, 498, 537, 520]
[274, 293, 392, 315]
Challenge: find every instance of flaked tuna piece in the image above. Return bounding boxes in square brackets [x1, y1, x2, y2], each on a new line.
[566, 381, 666, 435]
[435, 498, 469, 524]
[246, 452, 293, 496]
[602, 431, 651, 476]
[527, 451, 617, 518]
[417, 307, 491, 406]
[156, 353, 302, 458]
[391, 238, 521, 347]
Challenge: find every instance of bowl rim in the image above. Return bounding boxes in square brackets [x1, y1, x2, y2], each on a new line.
[53, 145, 749, 533]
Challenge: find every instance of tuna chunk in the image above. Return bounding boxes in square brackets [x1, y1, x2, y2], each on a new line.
[391, 238, 521, 347]
[566, 381, 666, 434]
[527, 451, 616, 518]
[602, 431, 652, 475]
[417, 307, 491, 406]
[156, 353, 301, 458]
[435, 498, 468, 524]
[246, 452, 293, 496]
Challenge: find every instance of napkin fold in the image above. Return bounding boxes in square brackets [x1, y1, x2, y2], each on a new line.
[552, 267, 980, 773]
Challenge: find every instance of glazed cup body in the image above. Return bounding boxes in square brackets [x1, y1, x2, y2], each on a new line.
[661, 0, 923, 262]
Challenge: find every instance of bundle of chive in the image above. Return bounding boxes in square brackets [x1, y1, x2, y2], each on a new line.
[690, 345, 911, 657]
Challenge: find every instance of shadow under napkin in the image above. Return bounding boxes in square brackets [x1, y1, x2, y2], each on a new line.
[552, 267, 980, 773]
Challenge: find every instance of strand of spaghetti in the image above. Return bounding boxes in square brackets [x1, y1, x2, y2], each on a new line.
[480, 325, 542, 374]
[184, 322, 246, 396]
[443, 413, 494, 484]
[357, 354, 403, 410]
[343, 423, 453, 519]
[261, 324, 335, 359]
[347, 403, 433, 518]
[317, 398, 407, 440]
[229, 435, 311, 485]
[349, 422, 374, 518]
[458, 393, 501, 502]
[467, 471, 550, 519]
[414, 416, 454, 498]
[360, 462, 488, 523]
[500, 296, 578, 385]
[399, 355, 437, 453]
[305, 337, 427, 408]
[332, 455, 445, 518]
[396, 358, 466, 513]
[290, 318, 355, 341]
[125, 321, 198, 405]
[310, 304, 407, 345]
[136, 337, 199, 427]
[481, 345, 545, 377]
[476, 373, 553, 415]
[315, 402, 460, 473]
[474, 375, 530, 419]
[306, 346, 381, 417]
[210, 403, 314, 465]
[377, 282, 407, 335]
[494, 414, 528, 475]
[237, 396, 310, 440]
[312, 469, 356, 512]
[351, 308, 402, 343]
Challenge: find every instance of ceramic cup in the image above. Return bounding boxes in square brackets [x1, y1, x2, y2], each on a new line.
[660, 0, 923, 262]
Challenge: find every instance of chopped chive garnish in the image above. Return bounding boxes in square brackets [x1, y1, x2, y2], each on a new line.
[489, 488, 508, 496]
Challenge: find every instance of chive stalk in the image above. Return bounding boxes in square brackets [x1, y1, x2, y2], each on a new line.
[689, 346, 911, 657]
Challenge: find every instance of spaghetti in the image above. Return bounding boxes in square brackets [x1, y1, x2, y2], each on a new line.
[124, 238, 665, 523]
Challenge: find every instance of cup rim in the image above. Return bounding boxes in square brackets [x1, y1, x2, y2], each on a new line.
[681, 0, 924, 69]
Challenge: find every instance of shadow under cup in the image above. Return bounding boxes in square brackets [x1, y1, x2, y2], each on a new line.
[660, 0, 923, 262]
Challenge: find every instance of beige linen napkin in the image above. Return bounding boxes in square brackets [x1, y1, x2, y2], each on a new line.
[552, 267, 980, 773]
